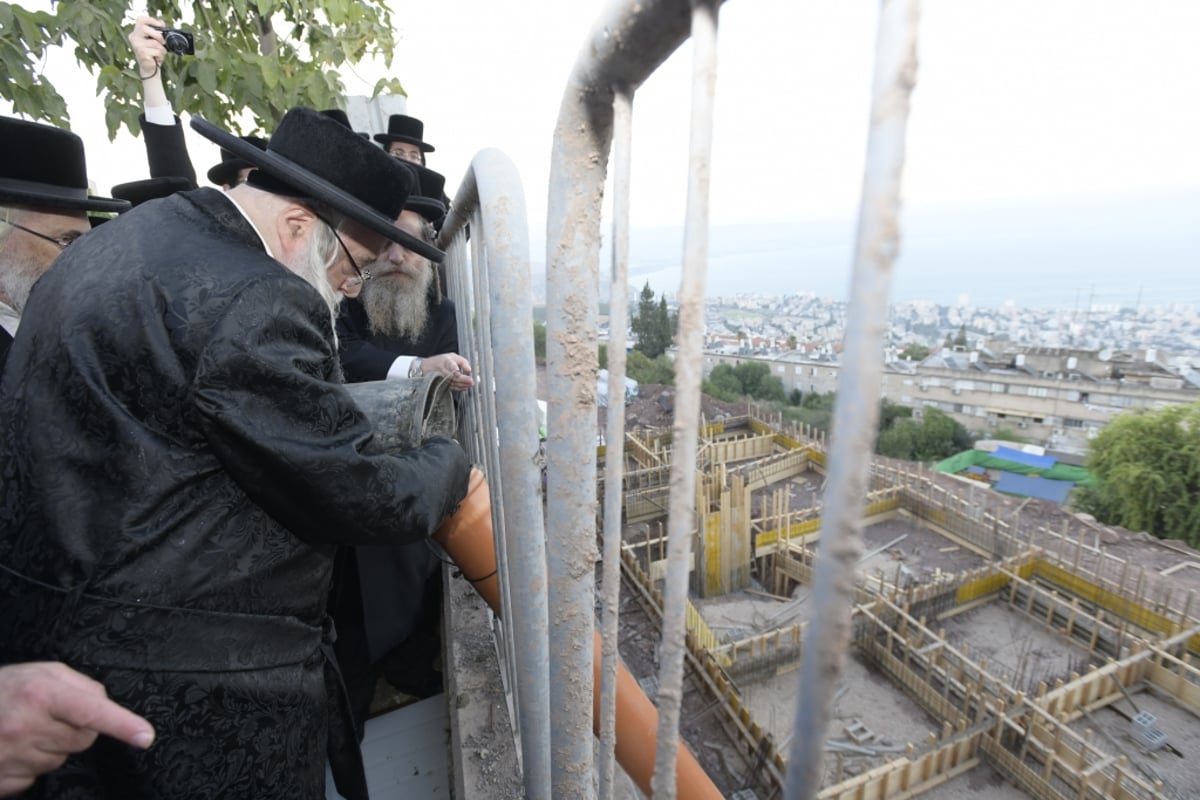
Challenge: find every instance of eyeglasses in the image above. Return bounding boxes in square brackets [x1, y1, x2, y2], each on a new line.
[315, 215, 372, 287]
[1, 220, 83, 251]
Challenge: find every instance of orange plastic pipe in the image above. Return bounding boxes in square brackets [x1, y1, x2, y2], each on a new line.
[434, 468, 722, 799]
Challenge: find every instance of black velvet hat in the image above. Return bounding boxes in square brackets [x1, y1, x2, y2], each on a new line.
[404, 164, 447, 224]
[206, 135, 268, 186]
[191, 108, 444, 262]
[0, 117, 130, 213]
[111, 176, 196, 207]
[373, 114, 435, 152]
[319, 108, 370, 140]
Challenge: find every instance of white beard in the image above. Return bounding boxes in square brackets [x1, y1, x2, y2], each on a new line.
[0, 252, 45, 316]
[359, 258, 432, 339]
[283, 228, 343, 331]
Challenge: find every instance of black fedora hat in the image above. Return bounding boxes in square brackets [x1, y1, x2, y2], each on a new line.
[191, 108, 445, 263]
[373, 114, 435, 152]
[206, 135, 268, 186]
[0, 117, 130, 213]
[111, 176, 196, 207]
[404, 164, 447, 224]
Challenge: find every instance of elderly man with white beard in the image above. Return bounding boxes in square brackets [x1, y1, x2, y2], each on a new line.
[0, 107, 475, 800]
[0, 118, 130, 371]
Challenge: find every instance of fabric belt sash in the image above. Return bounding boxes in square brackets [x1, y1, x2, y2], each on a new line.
[0, 563, 371, 800]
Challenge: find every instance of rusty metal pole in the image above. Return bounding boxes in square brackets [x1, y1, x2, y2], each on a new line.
[784, 2, 921, 799]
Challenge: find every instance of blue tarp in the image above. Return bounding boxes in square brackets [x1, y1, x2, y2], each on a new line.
[991, 446, 1057, 471]
[993, 471, 1075, 503]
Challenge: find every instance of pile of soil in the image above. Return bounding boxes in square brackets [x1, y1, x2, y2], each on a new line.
[615, 383, 749, 431]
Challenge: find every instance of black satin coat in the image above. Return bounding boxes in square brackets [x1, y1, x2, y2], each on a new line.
[0, 188, 470, 799]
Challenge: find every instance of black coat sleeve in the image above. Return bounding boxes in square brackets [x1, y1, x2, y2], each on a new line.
[140, 113, 198, 185]
[193, 277, 470, 545]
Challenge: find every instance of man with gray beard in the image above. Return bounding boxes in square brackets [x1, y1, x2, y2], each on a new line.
[0, 108, 472, 800]
[336, 164, 473, 390]
[331, 163, 473, 728]
[0, 118, 130, 371]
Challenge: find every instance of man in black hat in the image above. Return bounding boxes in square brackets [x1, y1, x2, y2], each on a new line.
[331, 163, 473, 724]
[374, 113, 435, 165]
[337, 163, 470, 386]
[0, 117, 130, 371]
[0, 107, 472, 800]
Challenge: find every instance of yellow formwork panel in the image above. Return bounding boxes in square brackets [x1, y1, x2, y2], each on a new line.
[864, 496, 901, 516]
[703, 510, 723, 596]
[755, 518, 822, 550]
[685, 599, 720, 653]
[954, 561, 1034, 605]
[1033, 560, 1200, 655]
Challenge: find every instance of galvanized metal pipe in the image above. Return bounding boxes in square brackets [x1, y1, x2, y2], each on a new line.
[597, 85, 634, 800]
[543, 1, 728, 795]
[651, 1, 720, 796]
[441, 154, 552, 798]
[784, 3, 920, 799]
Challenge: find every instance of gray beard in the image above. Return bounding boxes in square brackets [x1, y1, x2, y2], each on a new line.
[359, 262, 432, 339]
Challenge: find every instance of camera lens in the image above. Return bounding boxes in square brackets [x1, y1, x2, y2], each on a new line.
[163, 31, 189, 54]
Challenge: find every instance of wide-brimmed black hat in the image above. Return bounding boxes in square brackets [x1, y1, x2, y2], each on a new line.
[0, 117, 130, 213]
[319, 108, 370, 140]
[111, 176, 196, 207]
[206, 135, 268, 187]
[373, 114, 435, 152]
[404, 164, 447, 224]
[191, 108, 444, 262]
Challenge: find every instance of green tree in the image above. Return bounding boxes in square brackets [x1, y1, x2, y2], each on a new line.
[954, 324, 968, 348]
[1077, 404, 1200, 546]
[626, 350, 674, 386]
[875, 407, 972, 462]
[533, 321, 546, 365]
[786, 334, 797, 351]
[788, 388, 802, 406]
[0, 1, 404, 137]
[631, 282, 671, 359]
[898, 343, 930, 361]
[598, 343, 608, 371]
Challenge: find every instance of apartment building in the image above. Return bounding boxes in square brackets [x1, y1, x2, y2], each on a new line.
[702, 344, 1200, 456]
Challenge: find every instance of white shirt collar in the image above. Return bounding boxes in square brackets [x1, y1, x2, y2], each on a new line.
[0, 299, 19, 338]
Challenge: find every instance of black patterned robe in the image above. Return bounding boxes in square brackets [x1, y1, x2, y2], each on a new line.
[0, 188, 470, 799]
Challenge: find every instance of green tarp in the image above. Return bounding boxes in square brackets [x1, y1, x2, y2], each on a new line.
[935, 449, 1094, 487]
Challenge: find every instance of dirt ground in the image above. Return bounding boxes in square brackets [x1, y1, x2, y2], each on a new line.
[738, 653, 943, 788]
[1065, 687, 1200, 800]
[939, 602, 1094, 694]
[860, 514, 990, 582]
[916, 762, 1029, 800]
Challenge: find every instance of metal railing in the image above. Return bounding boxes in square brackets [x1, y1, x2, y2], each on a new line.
[439, 1, 921, 797]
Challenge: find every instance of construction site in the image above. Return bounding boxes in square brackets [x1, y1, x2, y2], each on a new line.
[606, 405, 1200, 800]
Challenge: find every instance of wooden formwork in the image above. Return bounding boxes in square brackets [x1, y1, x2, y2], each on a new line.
[613, 413, 1200, 800]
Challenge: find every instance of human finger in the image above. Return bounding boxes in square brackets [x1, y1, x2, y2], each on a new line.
[47, 680, 154, 750]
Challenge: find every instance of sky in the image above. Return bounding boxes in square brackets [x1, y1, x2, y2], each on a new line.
[5, 0, 1199, 308]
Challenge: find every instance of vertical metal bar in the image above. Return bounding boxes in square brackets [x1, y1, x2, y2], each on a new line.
[598, 85, 635, 800]
[784, 2, 920, 799]
[545, 62, 612, 800]
[652, 1, 720, 796]
[474, 149, 554, 798]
